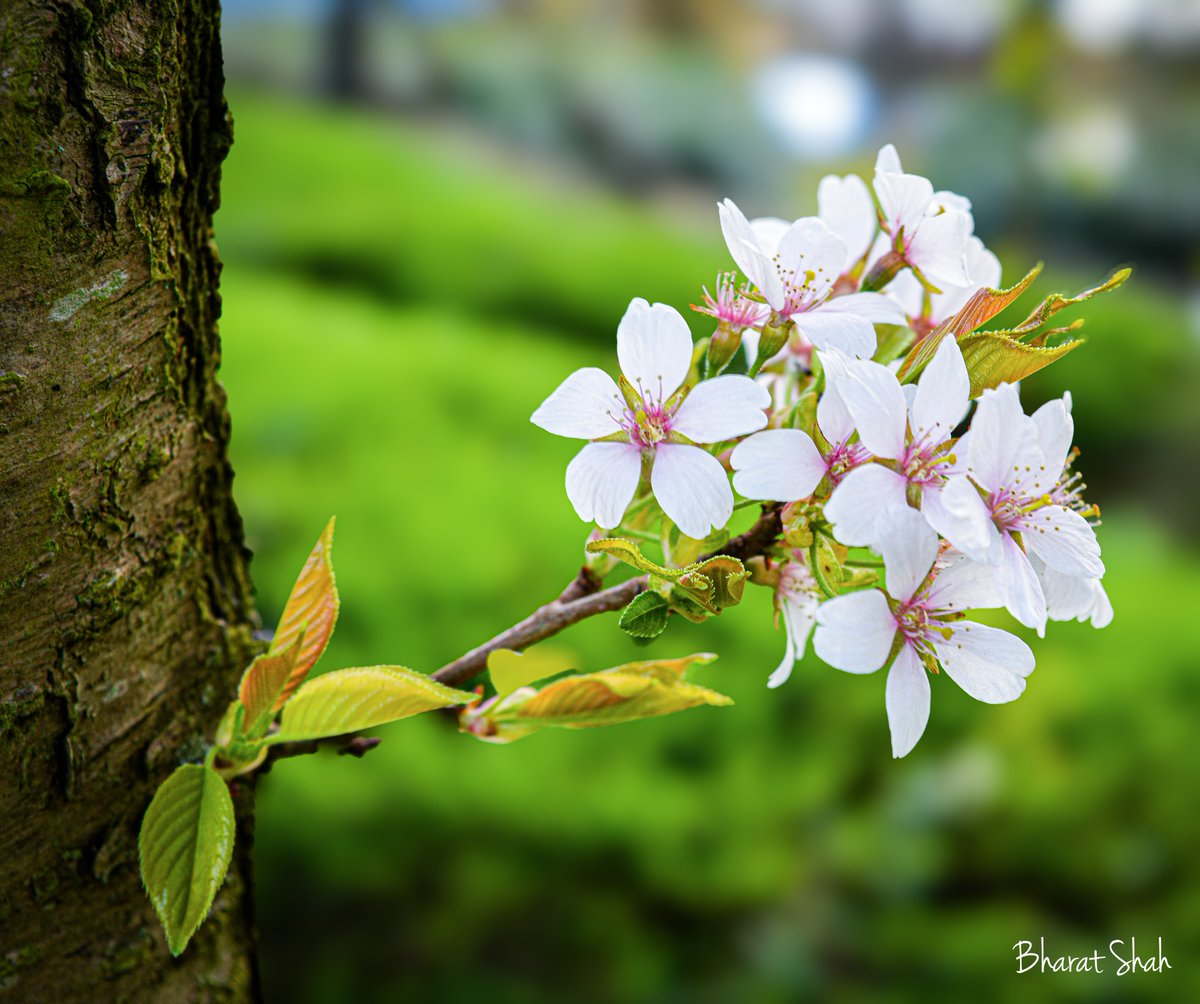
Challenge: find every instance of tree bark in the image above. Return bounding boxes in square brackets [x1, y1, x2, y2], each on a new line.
[0, 2, 260, 1000]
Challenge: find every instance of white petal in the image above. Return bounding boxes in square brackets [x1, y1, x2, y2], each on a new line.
[1039, 563, 1113, 629]
[936, 622, 1034, 704]
[910, 336, 969, 443]
[776, 216, 847, 293]
[768, 586, 819, 689]
[816, 379, 856, 444]
[875, 170, 935, 234]
[875, 506, 939, 602]
[836, 358, 909, 459]
[672, 375, 769, 444]
[813, 590, 896, 673]
[564, 442, 642, 529]
[875, 143, 903, 174]
[1021, 505, 1104, 579]
[616, 297, 694, 403]
[885, 268, 925, 319]
[922, 476, 997, 562]
[998, 533, 1047, 632]
[925, 555, 1002, 611]
[819, 291, 907, 324]
[966, 383, 1036, 492]
[530, 367, 624, 440]
[791, 306, 876, 360]
[824, 464, 908, 547]
[650, 443, 733, 540]
[731, 429, 826, 502]
[932, 237, 1000, 321]
[886, 644, 931, 758]
[1030, 395, 1073, 487]
[908, 209, 972, 288]
[818, 173, 877, 265]
[719, 200, 780, 304]
[750, 215, 791, 253]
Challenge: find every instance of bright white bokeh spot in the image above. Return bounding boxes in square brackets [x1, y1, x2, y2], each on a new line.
[1033, 105, 1136, 194]
[898, 0, 1013, 51]
[1057, 0, 1144, 52]
[752, 55, 875, 161]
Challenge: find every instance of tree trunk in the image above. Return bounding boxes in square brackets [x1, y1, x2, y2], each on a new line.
[0, 2, 260, 1000]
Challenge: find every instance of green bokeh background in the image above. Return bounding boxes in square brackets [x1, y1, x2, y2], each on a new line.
[215, 92, 1199, 1002]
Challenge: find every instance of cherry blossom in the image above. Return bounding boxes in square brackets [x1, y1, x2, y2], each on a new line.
[730, 369, 866, 502]
[934, 385, 1105, 632]
[819, 339, 993, 554]
[873, 144, 975, 289]
[887, 235, 1002, 328]
[813, 508, 1034, 758]
[531, 297, 770, 539]
[817, 172, 877, 268]
[764, 554, 823, 689]
[718, 199, 904, 358]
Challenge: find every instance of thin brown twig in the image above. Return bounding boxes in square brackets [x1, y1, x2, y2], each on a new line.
[429, 503, 783, 689]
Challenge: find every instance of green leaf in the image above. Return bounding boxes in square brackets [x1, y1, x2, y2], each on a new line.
[586, 537, 681, 580]
[487, 646, 576, 696]
[461, 653, 731, 743]
[237, 631, 304, 737]
[958, 331, 1085, 395]
[270, 517, 339, 708]
[139, 764, 236, 957]
[586, 538, 747, 616]
[274, 666, 475, 741]
[1006, 267, 1130, 337]
[618, 591, 670, 639]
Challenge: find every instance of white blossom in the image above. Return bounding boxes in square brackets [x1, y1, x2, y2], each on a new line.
[765, 554, 823, 689]
[718, 199, 904, 358]
[813, 508, 1034, 758]
[531, 298, 770, 539]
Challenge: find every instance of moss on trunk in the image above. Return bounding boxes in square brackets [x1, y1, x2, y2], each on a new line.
[0, 2, 261, 999]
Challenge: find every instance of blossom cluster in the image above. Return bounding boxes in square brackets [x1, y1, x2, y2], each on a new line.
[532, 145, 1114, 758]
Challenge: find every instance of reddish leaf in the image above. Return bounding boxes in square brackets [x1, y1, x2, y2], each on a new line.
[237, 632, 304, 736]
[271, 517, 339, 708]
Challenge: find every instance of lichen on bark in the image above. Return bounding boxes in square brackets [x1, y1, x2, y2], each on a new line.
[1, 2, 261, 1000]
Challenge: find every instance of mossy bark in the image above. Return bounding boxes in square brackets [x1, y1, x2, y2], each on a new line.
[0, 2, 261, 1000]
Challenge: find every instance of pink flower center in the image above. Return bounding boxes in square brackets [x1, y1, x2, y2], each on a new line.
[695, 273, 769, 331]
[618, 398, 676, 449]
[900, 434, 952, 490]
[825, 438, 869, 486]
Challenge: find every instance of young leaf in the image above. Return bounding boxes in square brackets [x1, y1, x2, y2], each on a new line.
[271, 518, 339, 708]
[460, 653, 731, 743]
[586, 537, 683, 581]
[487, 646, 576, 696]
[618, 590, 670, 639]
[897, 264, 1042, 382]
[274, 666, 475, 742]
[958, 331, 1085, 396]
[237, 631, 305, 737]
[586, 538, 747, 615]
[138, 764, 236, 957]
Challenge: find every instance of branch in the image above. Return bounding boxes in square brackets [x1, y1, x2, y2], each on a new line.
[430, 503, 783, 689]
[257, 734, 382, 773]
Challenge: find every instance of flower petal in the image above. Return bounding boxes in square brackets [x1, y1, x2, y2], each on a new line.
[776, 216, 847, 296]
[672, 375, 770, 444]
[998, 532, 1047, 632]
[922, 477, 997, 562]
[875, 143, 903, 174]
[731, 429, 826, 502]
[1021, 504, 1104, 579]
[768, 580, 820, 689]
[908, 208, 972, 288]
[910, 336, 969, 444]
[816, 378, 856, 444]
[818, 173, 876, 265]
[1030, 394, 1073, 491]
[819, 290, 908, 324]
[824, 464, 908, 546]
[936, 622, 1034, 704]
[875, 505, 939, 602]
[966, 383, 1037, 493]
[833, 358, 909, 459]
[813, 590, 896, 674]
[719, 199, 782, 306]
[791, 306, 877, 360]
[564, 442, 643, 529]
[650, 443, 733, 540]
[530, 367, 624, 440]
[616, 297, 694, 402]
[1038, 561, 1113, 629]
[875, 170, 935, 235]
[886, 644, 931, 758]
[925, 555, 1002, 611]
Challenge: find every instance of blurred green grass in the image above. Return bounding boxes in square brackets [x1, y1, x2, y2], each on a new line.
[216, 93, 1200, 1003]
